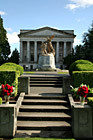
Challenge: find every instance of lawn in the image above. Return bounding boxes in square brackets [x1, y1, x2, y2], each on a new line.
[11, 138, 75, 140]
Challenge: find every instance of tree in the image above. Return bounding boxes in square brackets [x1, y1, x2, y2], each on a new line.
[9, 48, 19, 64]
[0, 16, 11, 64]
[63, 20, 93, 68]
[82, 21, 93, 62]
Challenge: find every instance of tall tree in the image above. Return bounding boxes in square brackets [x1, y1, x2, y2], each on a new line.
[0, 16, 11, 64]
[63, 20, 93, 68]
[82, 21, 93, 62]
[9, 48, 19, 64]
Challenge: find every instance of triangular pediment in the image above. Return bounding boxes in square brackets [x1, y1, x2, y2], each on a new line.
[19, 27, 75, 38]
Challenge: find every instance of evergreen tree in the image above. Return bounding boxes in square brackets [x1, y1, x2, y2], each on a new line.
[82, 21, 93, 62]
[0, 16, 11, 64]
[63, 20, 93, 68]
[9, 48, 19, 64]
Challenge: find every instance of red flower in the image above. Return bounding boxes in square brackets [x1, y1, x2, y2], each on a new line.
[1, 84, 14, 97]
[1, 84, 5, 89]
[77, 86, 89, 98]
[7, 92, 11, 96]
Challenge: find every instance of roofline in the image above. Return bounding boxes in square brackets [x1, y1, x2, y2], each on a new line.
[18, 26, 76, 37]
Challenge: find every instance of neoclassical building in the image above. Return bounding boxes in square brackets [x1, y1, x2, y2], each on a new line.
[18, 26, 76, 70]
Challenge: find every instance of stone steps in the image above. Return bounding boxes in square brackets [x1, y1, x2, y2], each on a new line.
[24, 95, 66, 99]
[30, 76, 63, 87]
[17, 121, 71, 131]
[17, 112, 71, 121]
[16, 76, 72, 138]
[22, 99, 68, 105]
[19, 105, 71, 112]
[15, 130, 72, 138]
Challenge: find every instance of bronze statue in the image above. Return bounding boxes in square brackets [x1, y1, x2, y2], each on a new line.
[40, 35, 55, 56]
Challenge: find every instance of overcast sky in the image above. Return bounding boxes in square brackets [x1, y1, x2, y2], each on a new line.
[0, 0, 93, 53]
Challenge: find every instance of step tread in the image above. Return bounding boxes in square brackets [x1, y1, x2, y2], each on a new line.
[20, 105, 70, 110]
[15, 130, 72, 138]
[18, 112, 71, 118]
[23, 99, 67, 103]
[17, 121, 71, 127]
[30, 83, 62, 85]
[24, 95, 66, 98]
[30, 81, 62, 82]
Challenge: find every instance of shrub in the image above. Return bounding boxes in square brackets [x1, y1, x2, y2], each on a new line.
[0, 97, 2, 104]
[0, 71, 20, 96]
[0, 62, 23, 97]
[87, 97, 93, 107]
[69, 59, 93, 75]
[1, 62, 24, 75]
[73, 71, 93, 88]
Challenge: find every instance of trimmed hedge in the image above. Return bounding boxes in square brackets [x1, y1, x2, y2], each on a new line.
[0, 97, 2, 104]
[69, 59, 93, 75]
[0, 62, 24, 97]
[0, 71, 20, 96]
[87, 97, 93, 107]
[73, 71, 93, 88]
[1, 62, 24, 75]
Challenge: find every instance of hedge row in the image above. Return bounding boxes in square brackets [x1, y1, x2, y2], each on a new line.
[0, 62, 24, 75]
[73, 71, 93, 88]
[69, 60, 93, 75]
[0, 62, 24, 96]
[87, 97, 93, 107]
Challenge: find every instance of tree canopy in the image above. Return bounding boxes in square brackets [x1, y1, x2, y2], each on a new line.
[63, 20, 93, 68]
[9, 48, 19, 64]
[0, 16, 11, 64]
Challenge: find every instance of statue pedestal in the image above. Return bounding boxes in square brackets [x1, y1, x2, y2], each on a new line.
[38, 53, 56, 70]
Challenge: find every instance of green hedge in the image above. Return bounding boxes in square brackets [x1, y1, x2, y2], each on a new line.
[0, 62, 23, 97]
[69, 59, 93, 75]
[0, 97, 2, 104]
[1, 62, 24, 75]
[87, 97, 93, 107]
[0, 71, 20, 96]
[73, 71, 93, 88]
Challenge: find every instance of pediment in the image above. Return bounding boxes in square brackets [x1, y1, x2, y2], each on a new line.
[19, 27, 75, 38]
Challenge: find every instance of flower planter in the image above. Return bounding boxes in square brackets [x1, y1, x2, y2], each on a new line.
[68, 94, 92, 138]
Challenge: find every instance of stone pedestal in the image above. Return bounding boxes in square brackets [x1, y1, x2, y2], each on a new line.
[38, 53, 56, 70]
[0, 104, 17, 137]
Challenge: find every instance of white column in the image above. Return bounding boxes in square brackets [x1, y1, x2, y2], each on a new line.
[20, 41, 23, 62]
[64, 42, 66, 57]
[34, 41, 37, 62]
[71, 42, 73, 53]
[27, 41, 30, 62]
[56, 42, 59, 63]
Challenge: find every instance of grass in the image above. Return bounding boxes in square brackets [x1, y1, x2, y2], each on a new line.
[57, 72, 69, 74]
[11, 138, 75, 140]
[23, 71, 35, 74]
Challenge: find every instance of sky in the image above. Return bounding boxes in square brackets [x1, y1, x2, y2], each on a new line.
[0, 0, 93, 53]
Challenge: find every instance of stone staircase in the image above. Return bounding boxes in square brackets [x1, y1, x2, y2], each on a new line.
[29, 76, 63, 87]
[15, 76, 72, 138]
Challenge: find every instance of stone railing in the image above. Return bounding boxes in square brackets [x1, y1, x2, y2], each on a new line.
[63, 76, 73, 94]
[0, 92, 25, 138]
[18, 76, 30, 94]
[68, 94, 92, 138]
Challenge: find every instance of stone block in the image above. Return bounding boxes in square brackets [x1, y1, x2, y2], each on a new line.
[18, 76, 30, 94]
[0, 105, 17, 137]
[63, 76, 73, 94]
[72, 104, 92, 138]
[38, 54, 56, 70]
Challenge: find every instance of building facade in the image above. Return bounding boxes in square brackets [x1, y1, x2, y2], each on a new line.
[18, 27, 76, 70]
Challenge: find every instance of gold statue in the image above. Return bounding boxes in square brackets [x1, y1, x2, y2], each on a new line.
[40, 35, 55, 56]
